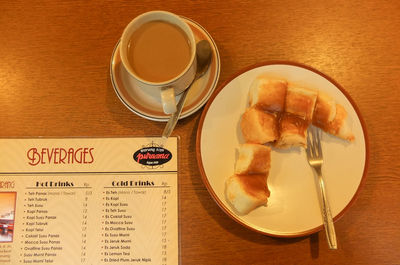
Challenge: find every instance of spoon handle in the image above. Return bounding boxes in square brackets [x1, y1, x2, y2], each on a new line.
[162, 88, 189, 139]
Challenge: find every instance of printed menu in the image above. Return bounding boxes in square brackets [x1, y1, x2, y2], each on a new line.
[0, 137, 179, 265]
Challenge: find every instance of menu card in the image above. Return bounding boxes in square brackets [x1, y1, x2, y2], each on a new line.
[0, 137, 179, 265]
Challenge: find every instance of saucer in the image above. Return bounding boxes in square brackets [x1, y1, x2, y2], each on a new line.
[110, 17, 221, 122]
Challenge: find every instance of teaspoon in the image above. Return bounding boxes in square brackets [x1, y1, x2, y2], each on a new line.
[162, 40, 212, 139]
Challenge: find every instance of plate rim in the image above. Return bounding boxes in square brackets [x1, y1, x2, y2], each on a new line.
[195, 61, 370, 238]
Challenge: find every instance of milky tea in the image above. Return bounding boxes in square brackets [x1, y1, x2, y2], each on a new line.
[127, 20, 192, 83]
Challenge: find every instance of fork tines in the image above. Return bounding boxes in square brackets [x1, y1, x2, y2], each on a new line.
[306, 126, 322, 159]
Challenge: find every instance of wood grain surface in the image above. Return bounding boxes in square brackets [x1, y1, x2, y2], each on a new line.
[1, 0, 399, 264]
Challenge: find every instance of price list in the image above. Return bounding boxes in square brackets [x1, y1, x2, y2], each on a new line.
[18, 182, 94, 264]
[0, 137, 179, 265]
[99, 178, 177, 264]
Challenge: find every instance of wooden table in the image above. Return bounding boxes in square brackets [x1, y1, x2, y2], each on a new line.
[1, 1, 399, 264]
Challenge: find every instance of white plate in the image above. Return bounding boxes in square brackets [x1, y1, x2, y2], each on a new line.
[196, 62, 369, 237]
[110, 17, 220, 122]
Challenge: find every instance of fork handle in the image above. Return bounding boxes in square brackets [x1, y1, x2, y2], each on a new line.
[316, 169, 338, 249]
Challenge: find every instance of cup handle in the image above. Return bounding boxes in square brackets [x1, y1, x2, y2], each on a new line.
[161, 87, 177, 114]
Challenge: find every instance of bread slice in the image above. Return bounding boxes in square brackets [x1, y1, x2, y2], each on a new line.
[324, 104, 355, 141]
[240, 106, 278, 144]
[285, 85, 318, 121]
[311, 90, 355, 141]
[312, 91, 337, 127]
[235, 144, 271, 175]
[225, 174, 270, 215]
[276, 113, 309, 148]
[249, 77, 287, 112]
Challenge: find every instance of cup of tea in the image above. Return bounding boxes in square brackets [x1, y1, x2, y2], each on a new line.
[119, 11, 197, 114]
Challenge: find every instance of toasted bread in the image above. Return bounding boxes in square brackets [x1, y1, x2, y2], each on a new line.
[285, 85, 318, 121]
[225, 174, 270, 215]
[249, 77, 287, 112]
[240, 107, 278, 144]
[312, 91, 337, 127]
[235, 144, 271, 175]
[276, 113, 309, 148]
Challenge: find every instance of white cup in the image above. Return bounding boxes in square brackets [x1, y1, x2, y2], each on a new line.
[119, 11, 197, 114]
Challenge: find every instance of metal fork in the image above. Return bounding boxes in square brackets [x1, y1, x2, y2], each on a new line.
[306, 126, 338, 249]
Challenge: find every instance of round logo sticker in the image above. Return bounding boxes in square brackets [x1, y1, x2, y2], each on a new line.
[133, 147, 172, 166]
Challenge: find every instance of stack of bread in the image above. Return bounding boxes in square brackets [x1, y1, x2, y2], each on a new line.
[242, 76, 354, 147]
[225, 76, 354, 215]
[225, 143, 271, 215]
